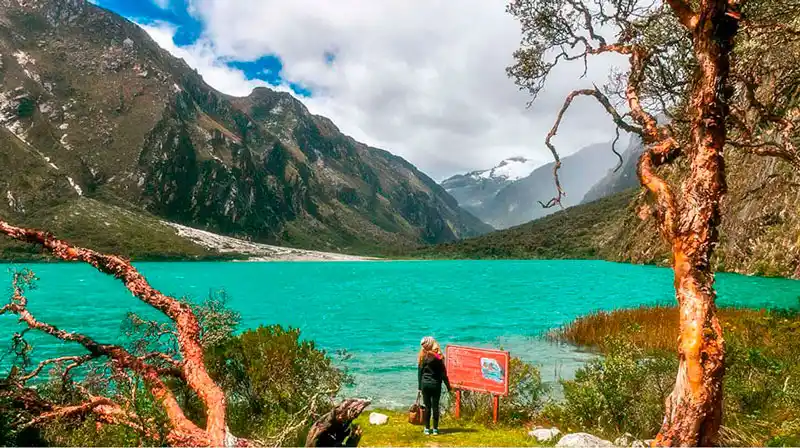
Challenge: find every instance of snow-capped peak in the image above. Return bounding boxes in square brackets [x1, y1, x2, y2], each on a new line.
[476, 157, 537, 182]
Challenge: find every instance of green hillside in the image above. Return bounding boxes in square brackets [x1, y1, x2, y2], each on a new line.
[416, 150, 800, 279]
[413, 189, 638, 261]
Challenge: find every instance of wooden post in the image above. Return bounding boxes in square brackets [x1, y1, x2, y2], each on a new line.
[454, 390, 461, 420]
[492, 395, 499, 424]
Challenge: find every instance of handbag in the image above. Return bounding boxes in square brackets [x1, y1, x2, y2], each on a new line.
[408, 391, 424, 425]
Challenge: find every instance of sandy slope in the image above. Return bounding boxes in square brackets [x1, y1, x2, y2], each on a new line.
[165, 223, 378, 262]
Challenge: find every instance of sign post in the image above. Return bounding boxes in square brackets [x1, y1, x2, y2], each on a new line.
[445, 345, 510, 424]
[454, 390, 461, 419]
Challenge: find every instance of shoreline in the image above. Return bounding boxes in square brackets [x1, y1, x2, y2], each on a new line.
[165, 222, 381, 262]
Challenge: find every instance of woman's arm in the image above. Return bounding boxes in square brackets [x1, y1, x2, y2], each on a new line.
[441, 359, 452, 391]
[418, 360, 423, 391]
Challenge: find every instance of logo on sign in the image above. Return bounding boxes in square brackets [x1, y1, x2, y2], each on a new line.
[480, 358, 504, 384]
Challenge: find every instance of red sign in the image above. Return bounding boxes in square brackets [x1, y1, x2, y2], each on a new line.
[445, 345, 510, 396]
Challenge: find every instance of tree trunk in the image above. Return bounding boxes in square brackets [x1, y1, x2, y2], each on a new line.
[654, 1, 740, 446]
[305, 399, 370, 447]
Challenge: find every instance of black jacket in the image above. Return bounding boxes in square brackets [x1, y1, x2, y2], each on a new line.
[418, 353, 451, 391]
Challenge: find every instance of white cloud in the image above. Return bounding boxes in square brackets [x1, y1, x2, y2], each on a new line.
[151, 0, 170, 9]
[141, 1, 628, 180]
[140, 21, 284, 97]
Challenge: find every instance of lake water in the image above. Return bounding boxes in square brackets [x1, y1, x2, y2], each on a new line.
[1, 260, 799, 408]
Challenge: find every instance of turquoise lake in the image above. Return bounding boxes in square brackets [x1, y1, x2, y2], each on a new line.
[1, 260, 799, 408]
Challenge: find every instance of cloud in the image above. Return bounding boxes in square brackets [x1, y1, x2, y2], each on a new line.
[141, 1, 628, 180]
[151, 0, 170, 9]
[139, 21, 278, 97]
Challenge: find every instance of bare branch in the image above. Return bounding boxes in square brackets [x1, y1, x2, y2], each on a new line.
[539, 87, 643, 208]
[0, 220, 229, 446]
[1, 273, 210, 445]
[18, 354, 97, 383]
[637, 139, 681, 242]
[611, 125, 624, 173]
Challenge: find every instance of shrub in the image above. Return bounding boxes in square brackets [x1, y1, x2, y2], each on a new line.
[548, 306, 800, 446]
[544, 337, 676, 439]
[2, 291, 349, 447]
[204, 325, 352, 445]
[453, 356, 548, 423]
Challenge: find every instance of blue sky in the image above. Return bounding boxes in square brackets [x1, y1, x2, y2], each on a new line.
[87, 0, 620, 180]
[93, 0, 313, 96]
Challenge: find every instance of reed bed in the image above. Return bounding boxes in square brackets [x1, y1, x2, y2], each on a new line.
[548, 305, 789, 354]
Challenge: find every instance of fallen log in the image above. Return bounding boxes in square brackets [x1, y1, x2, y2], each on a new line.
[305, 398, 371, 447]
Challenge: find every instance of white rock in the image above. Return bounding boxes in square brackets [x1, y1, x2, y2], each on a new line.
[556, 433, 613, 448]
[613, 433, 636, 447]
[368, 412, 389, 425]
[529, 427, 562, 443]
[59, 123, 69, 130]
[66, 176, 83, 196]
[60, 133, 73, 150]
[123, 38, 134, 47]
[632, 441, 648, 448]
[13, 50, 35, 66]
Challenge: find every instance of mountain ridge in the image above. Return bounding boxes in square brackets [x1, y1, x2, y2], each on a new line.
[440, 156, 537, 226]
[0, 0, 490, 258]
[418, 148, 800, 279]
[442, 143, 621, 229]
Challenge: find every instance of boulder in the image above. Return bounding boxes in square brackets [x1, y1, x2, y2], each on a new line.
[368, 412, 389, 425]
[556, 433, 613, 447]
[529, 427, 562, 443]
[613, 433, 636, 447]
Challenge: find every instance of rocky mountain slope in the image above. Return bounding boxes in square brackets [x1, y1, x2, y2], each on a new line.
[441, 157, 535, 223]
[581, 135, 644, 204]
[0, 0, 490, 258]
[473, 143, 620, 229]
[419, 150, 800, 279]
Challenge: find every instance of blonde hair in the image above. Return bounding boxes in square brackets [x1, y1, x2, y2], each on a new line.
[418, 336, 443, 365]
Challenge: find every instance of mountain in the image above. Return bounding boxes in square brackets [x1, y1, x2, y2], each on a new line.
[475, 143, 621, 229]
[441, 156, 536, 221]
[417, 150, 800, 279]
[414, 188, 638, 260]
[581, 135, 644, 204]
[0, 0, 490, 258]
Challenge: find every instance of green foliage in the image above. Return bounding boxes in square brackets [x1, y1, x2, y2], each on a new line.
[16, 97, 36, 118]
[548, 307, 800, 446]
[192, 291, 242, 349]
[0, 198, 229, 262]
[2, 289, 348, 447]
[455, 357, 548, 423]
[546, 338, 676, 439]
[204, 325, 351, 445]
[413, 189, 640, 261]
[718, 312, 800, 446]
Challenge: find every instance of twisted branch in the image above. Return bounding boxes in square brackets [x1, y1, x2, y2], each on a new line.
[0, 271, 212, 445]
[0, 220, 233, 446]
[540, 86, 645, 208]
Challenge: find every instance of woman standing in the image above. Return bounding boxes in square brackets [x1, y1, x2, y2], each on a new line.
[417, 336, 451, 435]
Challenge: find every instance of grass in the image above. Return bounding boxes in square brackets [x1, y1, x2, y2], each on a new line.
[0, 198, 234, 262]
[546, 305, 778, 354]
[411, 189, 639, 261]
[354, 410, 543, 447]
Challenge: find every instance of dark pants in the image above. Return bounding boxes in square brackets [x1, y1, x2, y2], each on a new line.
[421, 384, 441, 429]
